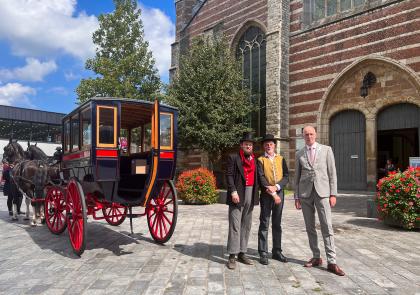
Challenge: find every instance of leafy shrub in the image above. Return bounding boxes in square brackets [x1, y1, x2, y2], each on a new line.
[176, 168, 218, 204]
[376, 167, 420, 229]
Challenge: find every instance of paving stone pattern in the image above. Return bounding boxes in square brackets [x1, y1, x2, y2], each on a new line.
[0, 192, 419, 295]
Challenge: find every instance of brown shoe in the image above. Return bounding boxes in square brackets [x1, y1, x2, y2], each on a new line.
[304, 258, 323, 267]
[327, 264, 345, 276]
[227, 256, 236, 269]
[238, 253, 253, 265]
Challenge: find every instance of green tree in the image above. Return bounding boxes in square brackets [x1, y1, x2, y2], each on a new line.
[76, 0, 161, 103]
[167, 36, 252, 166]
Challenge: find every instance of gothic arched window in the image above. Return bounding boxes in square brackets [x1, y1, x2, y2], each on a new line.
[236, 26, 266, 137]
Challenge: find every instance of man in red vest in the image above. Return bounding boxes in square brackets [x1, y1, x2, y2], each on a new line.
[226, 132, 260, 269]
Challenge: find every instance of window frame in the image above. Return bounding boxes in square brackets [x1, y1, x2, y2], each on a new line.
[96, 105, 117, 148]
[81, 106, 92, 150]
[310, 0, 366, 23]
[159, 112, 174, 150]
[70, 113, 80, 152]
[63, 119, 71, 152]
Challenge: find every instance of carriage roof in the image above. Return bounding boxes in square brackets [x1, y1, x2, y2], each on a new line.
[63, 97, 178, 122]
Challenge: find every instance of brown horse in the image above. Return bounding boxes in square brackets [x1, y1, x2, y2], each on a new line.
[26, 142, 61, 183]
[2, 140, 49, 225]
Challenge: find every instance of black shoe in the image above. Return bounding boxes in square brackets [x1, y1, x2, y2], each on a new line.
[9, 211, 13, 216]
[272, 253, 288, 263]
[237, 253, 253, 265]
[18, 211, 25, 215]
[259, 254, 269, 265]
[227, 255, 236, 270]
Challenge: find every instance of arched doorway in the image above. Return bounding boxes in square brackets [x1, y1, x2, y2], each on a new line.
[330, 110, 367, 190]
[236, 26, 266, 137]
[377, 103, 420, 177]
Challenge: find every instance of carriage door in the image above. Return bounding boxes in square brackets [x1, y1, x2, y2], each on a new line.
[96, 105, 118, 181]
[142, 100, 160, 206]
[330, 110, 367, 190]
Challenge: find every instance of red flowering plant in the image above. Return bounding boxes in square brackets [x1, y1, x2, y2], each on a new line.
[176, 168, 218, 204]
[376, 167, 420, 229]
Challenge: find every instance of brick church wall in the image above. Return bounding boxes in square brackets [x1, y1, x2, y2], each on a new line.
[288, 0, 420, 170]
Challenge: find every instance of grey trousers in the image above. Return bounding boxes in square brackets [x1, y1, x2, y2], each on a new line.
[227, 186, 254, 255]
[300, 188, 336, 264]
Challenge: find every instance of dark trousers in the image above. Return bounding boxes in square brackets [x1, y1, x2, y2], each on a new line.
[258, 192, 285, 256]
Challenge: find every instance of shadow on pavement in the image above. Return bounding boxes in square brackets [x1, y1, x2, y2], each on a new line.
[1, 212, 159, 258]
[346, 217, 420, 232]
[173, 242, 307, 266]
[333, 194, 371, 217]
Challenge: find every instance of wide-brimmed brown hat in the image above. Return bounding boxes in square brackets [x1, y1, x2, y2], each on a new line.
[239, 131, 256, 143]
[260, 134, 280, 143]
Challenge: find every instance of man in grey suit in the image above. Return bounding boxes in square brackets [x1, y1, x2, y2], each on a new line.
[294, 125, 345, 276]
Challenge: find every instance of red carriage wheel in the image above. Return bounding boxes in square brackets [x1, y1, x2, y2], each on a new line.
[66, 178, 87, 256]
[102, 203, 127, 226]
[146, 180, 178, 243]
[45, 186, 67, 234]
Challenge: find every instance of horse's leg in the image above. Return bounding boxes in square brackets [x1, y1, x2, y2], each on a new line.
[29, 194, 37, 226]
[40, 202, 45, 224]
[24, 196, 30, 220]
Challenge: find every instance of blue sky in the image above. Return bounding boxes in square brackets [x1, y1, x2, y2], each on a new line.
[0, 0, 176, 114]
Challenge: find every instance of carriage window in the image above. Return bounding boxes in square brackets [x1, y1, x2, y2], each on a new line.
[160, 113, 173, 150]
[64, 120, 70, 152]
[130, 127, 142, 153]
[81, 107, 91, 147]
[71, 114, 80, 151]
[143, 123, 152, 152]
[97, 106, 117, 147]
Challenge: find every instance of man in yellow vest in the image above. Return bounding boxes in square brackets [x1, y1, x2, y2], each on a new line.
[257, 134, 289, 265]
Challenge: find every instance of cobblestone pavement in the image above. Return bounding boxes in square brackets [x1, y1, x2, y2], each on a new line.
[0, 192, 419, 295]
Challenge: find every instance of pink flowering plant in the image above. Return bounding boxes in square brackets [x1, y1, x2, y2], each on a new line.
[176, 168, 218, 204]
[376, 167, 420, 229]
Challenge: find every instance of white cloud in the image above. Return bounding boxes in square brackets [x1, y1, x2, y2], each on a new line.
[47, 86, 69, 96]
[140, 3, 175, 80]
[0, 58, 57, 83]
[64, 70, 82, 81]
[0, 1, 175, 82]
[0, 0, 98, 60]
[0, 83, 36, 107]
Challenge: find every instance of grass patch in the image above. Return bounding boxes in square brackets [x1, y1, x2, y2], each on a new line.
[312, 287, 322, 292]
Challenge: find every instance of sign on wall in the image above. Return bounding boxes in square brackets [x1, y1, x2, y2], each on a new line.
[409, 157, 420, 168]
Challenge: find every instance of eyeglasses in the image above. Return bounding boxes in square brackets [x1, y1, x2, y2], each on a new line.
[242, 143, 253, 147]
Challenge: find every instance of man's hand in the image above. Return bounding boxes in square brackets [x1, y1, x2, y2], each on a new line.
[266, 186, 277, 194]
[295, 199, 301, 210]
[329, 195, 336, 207]
[232, 194, 240, 204]
[273, 195, 281, 205]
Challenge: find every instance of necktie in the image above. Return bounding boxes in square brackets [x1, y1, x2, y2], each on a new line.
[309, 147, 315, 164]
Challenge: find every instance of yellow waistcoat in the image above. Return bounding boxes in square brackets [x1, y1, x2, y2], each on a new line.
[258, 155, 284, 185]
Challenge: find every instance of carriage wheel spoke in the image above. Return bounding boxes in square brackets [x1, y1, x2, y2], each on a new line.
[161, 214, 168, 235]
[162, 211, 172, 226]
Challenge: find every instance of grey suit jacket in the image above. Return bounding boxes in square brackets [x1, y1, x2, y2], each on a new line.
[294, 143, 337, 198]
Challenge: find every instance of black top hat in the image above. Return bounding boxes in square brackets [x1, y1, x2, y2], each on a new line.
[239, 131, 256, 143]
[260, 134, 280, 143]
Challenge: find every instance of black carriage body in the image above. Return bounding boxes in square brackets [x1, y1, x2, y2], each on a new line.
[61, 98, 178, 206]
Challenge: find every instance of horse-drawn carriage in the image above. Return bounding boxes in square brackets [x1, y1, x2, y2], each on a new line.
[4, 98, 178, 255]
